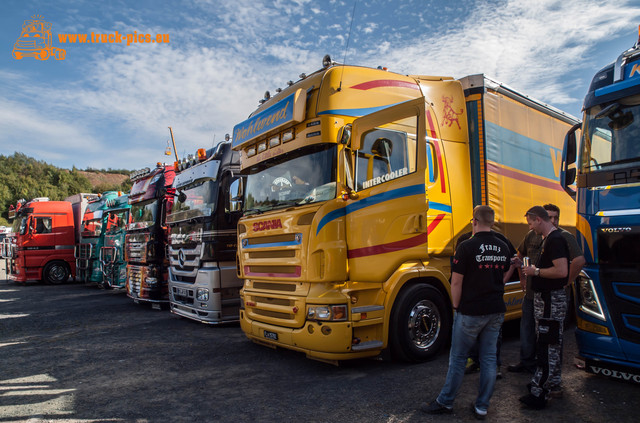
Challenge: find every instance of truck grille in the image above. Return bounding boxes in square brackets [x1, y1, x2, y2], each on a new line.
[127, 243, 146, 261]
[76, 243, 93, 260]
[243, 280, 308, 328]
[127, 266, 143, 297]
[169, 243, 202, 284]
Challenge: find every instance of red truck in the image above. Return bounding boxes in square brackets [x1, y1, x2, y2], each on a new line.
[7, 196, 90, 284]
[125, 164, 175, 307]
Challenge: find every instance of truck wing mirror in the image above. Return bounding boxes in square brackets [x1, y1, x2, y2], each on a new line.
[337, 124, 352, 147]
[560, 122, 580, 199]
[229, 178, 244, 212]
[178, 191, 187, 203]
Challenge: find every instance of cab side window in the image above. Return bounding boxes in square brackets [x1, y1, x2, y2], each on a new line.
[355, 128, 416, 190]
[35, 217, 52, 234]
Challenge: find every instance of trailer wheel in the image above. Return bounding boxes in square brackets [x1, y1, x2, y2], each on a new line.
[390, 284, 451, 362]
[43, 261, 70, 284]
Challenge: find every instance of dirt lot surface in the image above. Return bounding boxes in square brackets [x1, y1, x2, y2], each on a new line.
[0, 261, 637, 422]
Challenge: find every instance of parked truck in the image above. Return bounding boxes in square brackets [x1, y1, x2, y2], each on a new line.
[233, 57, 579, 363]
[75, 192, 121, 285]
[101, 193, 131, 289]
[561, 28, 640, 384]
[125, 164, 175, 307]
[167, 143, 245, 323]
[8, 195, 92, 284]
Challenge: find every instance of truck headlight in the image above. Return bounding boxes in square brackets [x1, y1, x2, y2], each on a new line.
[577, 275, 605, 321]
[307, 304, 347, 321]
[196, 288, 209, 301]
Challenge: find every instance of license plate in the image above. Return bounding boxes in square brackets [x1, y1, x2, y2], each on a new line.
[175, 287, 189, 296]
[264, 330, 278, 341]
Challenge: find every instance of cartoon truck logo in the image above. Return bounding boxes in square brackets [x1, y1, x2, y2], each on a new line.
[12, 16, 66, 61]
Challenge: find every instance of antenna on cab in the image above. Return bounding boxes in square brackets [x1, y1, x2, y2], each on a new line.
[338, 0, 357, 92]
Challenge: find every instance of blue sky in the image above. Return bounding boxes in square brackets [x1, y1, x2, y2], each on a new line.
[2, 0, 640, 170]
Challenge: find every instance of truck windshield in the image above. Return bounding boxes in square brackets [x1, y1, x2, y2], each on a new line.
[130, 199, 157, 230]
[19, 217, 28, 235]
[12, 218, 21, 234]
[105, 209, 129, 234]
[244, 144, 336, 214]
[81, 218, 103, 237]
[581, 96, 640, 173]
[168, 180, 218, 223]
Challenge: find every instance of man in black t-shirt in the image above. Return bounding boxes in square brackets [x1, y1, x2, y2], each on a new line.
[423, 206, 509, 419]
[519, 206, 570, 410]
[458, 230, 517, 379]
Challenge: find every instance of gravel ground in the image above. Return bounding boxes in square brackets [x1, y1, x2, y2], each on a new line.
[0, 260, 637, 422]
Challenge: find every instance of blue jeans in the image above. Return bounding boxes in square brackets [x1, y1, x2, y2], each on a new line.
[520, 297, 536, 368]
[437, 312, 504, 412]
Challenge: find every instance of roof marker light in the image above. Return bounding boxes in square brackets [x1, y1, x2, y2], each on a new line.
[268, 135, 280, 148]
[282, 129, 294, 143]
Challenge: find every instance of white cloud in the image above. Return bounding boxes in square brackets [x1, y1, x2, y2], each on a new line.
[368, 0, 640, 108]
[0, 96, 104, 166]
[3, 0, 640, 171]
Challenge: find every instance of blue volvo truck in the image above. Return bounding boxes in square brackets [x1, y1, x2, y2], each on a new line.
[561, 28, 640, 384]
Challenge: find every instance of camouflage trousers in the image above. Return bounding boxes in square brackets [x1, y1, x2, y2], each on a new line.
[530, 289, 567, 399]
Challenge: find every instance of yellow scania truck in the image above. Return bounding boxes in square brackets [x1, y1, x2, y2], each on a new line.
[232, 57, 579, 363]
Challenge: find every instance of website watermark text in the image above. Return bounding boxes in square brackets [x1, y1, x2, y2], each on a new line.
[58, 31, 170, 46]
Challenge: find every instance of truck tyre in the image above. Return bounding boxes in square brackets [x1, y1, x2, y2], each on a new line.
[43, 261, 70, 284]
[390, 284, 451, 362]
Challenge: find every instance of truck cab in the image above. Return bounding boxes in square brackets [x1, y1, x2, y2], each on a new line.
[125, 164, 175, 306]
[101, 194, 131, 289]
[9, 199, 76, 284]
[167, 143, 245, 323]
[562, 28, 640, 383]
[75, 192, 121, 285]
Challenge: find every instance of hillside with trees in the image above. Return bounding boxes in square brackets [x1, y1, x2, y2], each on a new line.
[0, 153, 132, 226]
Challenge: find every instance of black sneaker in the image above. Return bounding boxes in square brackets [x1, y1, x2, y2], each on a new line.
[471, 402, 487, 420]
[496, 365, 503, 380]
[421, 400, 453, 414]
[519, 393, 546, 410]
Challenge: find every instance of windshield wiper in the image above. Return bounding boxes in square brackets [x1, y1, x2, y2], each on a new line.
[272, 200, 299, 210]
[244, 208, 263, 216]
[598, 157, 640, 168]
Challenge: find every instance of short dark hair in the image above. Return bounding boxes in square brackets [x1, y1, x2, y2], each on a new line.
[474, 205, 495, 226]
[543, 203, 560, 216]
[525, 205, 550, 221]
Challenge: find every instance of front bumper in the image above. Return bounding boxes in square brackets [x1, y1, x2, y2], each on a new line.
[575, 353, 640, 384]
[239, 309, 380, 361]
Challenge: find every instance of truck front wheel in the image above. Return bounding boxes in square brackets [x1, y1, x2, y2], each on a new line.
[390, 284, 451, 362]
[43, 261, 70, 284]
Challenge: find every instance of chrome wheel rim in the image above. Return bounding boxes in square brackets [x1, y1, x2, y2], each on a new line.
[407, 299, 441, 350]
